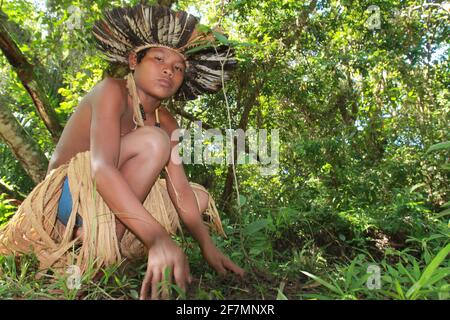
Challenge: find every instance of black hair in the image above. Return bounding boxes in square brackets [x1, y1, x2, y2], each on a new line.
[136, 48, 151, 64]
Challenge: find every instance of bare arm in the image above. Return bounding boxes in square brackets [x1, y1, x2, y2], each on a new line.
[90, 80, 191, 299]
[158, 108, 211, 246]
[161, 108, 245, 276]
[164, 138, 213, 248]
[90, 79, 166, 248]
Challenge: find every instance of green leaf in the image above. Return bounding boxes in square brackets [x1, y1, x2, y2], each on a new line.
[163, 266, 171, 282]
[412, 259, 421, 279]
[184, 42, 214, 55]
[301, 271, 344, 296]
[212, 31, 229, 45]
[239, 194, 247, 207]
[425, 268, 450, 287]
[276, 281, 288, 300]
[406, 243, 450, 299]
[243, 219, 269, 235]
[344, 259, 357, 290]
[196, 24, 211, 33]
[438, 285, 450, 300]
[436, 207, 450, 218]
[441, 201, 450, 209]
[410, 183, 426, 192]
[171, 284, 187, 299]
[394, 280, 405, 299]
[229, 40, 256, 47]
[427, 141, 450, 153]
[129, 289, 139, 300]
[396, 262, 416, 283]
[380, 289, 402, 299]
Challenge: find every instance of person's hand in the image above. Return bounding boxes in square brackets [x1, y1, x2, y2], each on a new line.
[140, 235, 192, 300]
[200, 241, 245, 277]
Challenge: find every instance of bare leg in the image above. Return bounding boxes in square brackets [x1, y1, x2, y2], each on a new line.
[114, 149, 169, 241]
[66, 126, 170, 242]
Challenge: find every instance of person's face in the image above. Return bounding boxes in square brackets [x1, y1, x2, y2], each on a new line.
[129, 47, 186, 100]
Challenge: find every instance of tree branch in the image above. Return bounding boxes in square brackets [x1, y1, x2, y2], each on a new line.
[0, 9, 62, 142]
[0, 179, 25, 202]
[166, 102, 215, 130]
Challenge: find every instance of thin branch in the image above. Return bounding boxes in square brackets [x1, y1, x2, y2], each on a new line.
[167, 103, 215, 130]
[0, 179, 25, 202]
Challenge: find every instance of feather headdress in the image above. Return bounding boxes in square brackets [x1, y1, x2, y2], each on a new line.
[92, 4, 236, 100]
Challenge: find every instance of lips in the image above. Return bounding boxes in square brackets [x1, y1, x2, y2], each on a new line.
[156, 78, 173, 88]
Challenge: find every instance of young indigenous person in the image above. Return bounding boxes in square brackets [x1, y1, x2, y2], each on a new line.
[0, 4, 244, 300]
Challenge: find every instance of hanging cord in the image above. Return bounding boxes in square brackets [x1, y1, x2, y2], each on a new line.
[125, 72, 180, 201]
[125, 72, 185, 209]
[214, 45, 252, 266]
[125, 72, 146, 129]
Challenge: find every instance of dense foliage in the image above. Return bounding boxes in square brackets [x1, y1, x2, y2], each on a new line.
[0, 0, 448, 299]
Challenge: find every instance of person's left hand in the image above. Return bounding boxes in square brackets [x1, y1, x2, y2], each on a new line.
[200, 241, 245, 277]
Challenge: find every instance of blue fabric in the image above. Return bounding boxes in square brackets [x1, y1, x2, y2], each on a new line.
[57, 176, 83, 227]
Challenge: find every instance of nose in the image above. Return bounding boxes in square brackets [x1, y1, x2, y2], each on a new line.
[162, 66, 173, 78]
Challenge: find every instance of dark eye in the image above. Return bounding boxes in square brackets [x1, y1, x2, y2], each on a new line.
[155, 56, 163, 61]
[175, 65, 184, 72]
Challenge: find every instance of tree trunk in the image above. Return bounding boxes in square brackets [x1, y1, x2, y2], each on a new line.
[220, 72, 261, 215]
[0, 103, 49, 185]
[220, 102, 253, 213]
[0, 11, 62, 142]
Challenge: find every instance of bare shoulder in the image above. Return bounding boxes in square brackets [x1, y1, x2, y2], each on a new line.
[93, 77, 126, 92]
[159, 107, 180, 133]
[89, 77, 127, 112]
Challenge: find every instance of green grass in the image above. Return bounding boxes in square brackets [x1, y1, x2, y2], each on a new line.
[1, 226, 448, 300]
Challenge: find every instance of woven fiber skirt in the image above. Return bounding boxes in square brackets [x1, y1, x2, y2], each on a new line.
[0, 150, 224, 278]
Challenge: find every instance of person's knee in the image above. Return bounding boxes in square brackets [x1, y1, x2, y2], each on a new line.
[135, 126, 170, 163]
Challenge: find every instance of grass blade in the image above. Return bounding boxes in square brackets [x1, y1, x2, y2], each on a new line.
[301, 271, 343, 296]
[406, 242, 450, 299]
